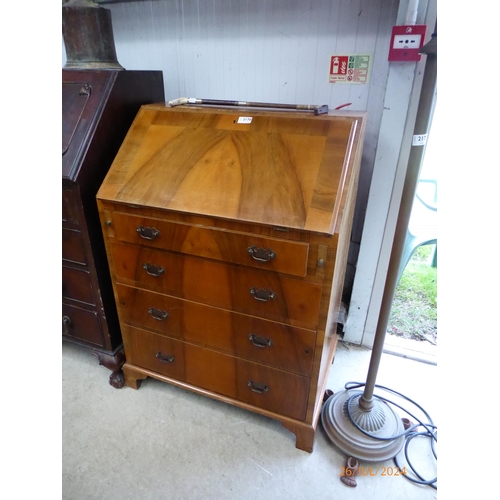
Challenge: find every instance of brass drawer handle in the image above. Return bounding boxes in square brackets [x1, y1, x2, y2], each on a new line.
[143, 263, 165, 277]
[156, 352, 175, 364]
[250, 287, 276, 302]
[137, 225, 160, 240]
[248, 380, 269, 394]
[148, 307, 169, 321]
[247, 245, 276, 262]
[248, 334, 273, 348]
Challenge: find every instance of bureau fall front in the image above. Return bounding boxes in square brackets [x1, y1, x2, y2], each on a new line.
[97, 104, 366, 452]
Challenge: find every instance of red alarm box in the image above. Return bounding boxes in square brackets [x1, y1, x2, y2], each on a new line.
[388, 25, 427, 62]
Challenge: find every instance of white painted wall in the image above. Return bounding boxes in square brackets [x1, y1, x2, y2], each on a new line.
[62, 0, 437, 347]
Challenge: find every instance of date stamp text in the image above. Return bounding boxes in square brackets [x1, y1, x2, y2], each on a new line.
[340, 466, 407, 477]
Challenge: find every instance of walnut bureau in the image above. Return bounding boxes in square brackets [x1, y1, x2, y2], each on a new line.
[97, 104, 366, 451]
[62, 70, 164, 387]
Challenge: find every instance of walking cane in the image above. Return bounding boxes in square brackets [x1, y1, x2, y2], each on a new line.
[168, 97, 329, 115]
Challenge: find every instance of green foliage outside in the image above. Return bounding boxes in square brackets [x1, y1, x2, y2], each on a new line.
[387, 245, 437, 344]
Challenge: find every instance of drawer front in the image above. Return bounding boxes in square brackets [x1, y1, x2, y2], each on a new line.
[111, 242, 322, 329]
[62, 228, 88, 265]
[62, 265, 95, 305]
[62, 304, 104, 346]
[112, 212, 309, 277]
[123, 326, 309, 421]
[62, 187, 80, 225]
[123, 325, 187, 381]
[116, 284, 315, 376]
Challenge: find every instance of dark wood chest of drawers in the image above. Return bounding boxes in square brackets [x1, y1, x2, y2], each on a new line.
[62, 69, 164, 386]
[97, 104, 366, 448]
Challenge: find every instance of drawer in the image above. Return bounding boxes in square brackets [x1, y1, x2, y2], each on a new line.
[123, 325, 310, 421]
[62, 265, 95, 305]
[62, 303, 104, 346]
[111, 212, 309, 277]
[116, 284, 315, 376]
[111, 242, 322, 329]
[62, 228, 87, 265]
[62, 187, 80, 225]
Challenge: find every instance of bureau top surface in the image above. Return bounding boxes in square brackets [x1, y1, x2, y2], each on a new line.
[97, 104, 366, 235]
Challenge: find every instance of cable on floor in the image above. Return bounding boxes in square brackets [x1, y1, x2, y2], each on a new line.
[343, 381, 437, 489]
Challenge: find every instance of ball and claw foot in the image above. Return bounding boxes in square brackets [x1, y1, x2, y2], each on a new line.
[92, 349, 126, 389]
[340, 456, 359, 487]
[109, 370, 125, 389]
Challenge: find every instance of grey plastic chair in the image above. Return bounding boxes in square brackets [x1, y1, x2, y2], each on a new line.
[397, 179, 437, 283]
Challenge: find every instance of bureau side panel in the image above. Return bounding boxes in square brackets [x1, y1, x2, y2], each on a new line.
[313, 127, 365, 425]
[302, 232, 339, 424]
[304, 115, 366, 425]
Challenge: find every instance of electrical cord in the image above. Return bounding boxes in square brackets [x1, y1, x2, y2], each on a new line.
[343, 381, 437, 489]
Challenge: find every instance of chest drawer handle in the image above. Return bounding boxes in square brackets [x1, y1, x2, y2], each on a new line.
[156, 352, 175, 364]
[248, 334, 273, 348]
[248, 380, 269, 394]
[137, 225, 160, 240]
[143, 263, 165, 277]
[62, 315, 71, 334]
[247, 246, 276, 262]
[148, 307, 169, 321]
[250, 287, 276, 302]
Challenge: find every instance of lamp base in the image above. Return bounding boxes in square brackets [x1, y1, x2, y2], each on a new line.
[321, 390, 405, 462]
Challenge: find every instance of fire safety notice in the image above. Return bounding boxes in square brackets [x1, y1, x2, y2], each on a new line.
[329, 54, 371, 84]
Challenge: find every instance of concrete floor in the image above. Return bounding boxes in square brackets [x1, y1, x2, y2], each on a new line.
[62, 340, 437, 499]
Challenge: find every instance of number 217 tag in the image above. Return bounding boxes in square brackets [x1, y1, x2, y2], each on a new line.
[412, 134, 427, 146]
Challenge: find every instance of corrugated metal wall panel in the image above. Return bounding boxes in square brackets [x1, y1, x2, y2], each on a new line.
[104, 1, 396, 110]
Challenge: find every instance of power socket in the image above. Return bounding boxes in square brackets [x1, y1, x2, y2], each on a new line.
[388, 25, 427, 62]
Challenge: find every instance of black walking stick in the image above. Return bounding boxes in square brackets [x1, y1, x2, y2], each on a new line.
[168, 97, 329, 115]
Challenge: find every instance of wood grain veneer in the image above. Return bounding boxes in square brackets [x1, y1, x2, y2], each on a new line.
[97, 104, 366, 450]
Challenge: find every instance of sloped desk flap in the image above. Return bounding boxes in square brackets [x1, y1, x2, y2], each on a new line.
[97, 105, 366, 235]
[62, 70, 116, 182]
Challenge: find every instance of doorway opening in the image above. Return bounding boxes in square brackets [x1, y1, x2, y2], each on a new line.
[385, 98, 438, 364]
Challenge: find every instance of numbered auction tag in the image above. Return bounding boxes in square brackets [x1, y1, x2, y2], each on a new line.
[412, 134, 427, 146]
[237, 117, 253, 124]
